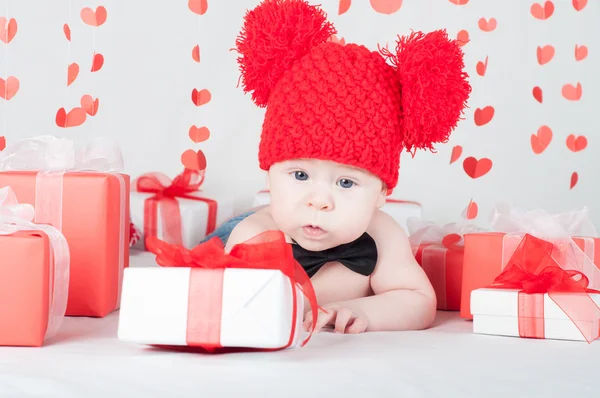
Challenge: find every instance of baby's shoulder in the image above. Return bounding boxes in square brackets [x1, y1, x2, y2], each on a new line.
[366, 208, 409, 246]
[224, 206, 280, 252]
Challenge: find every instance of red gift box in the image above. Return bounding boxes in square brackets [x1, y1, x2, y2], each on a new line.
[460, 204, 600, 320]
[0, 136, 129, 318]
[0, 187, 70, 346]
[408, 218, 481, 311]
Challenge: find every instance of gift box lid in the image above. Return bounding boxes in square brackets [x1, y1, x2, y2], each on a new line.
[471, 288, 600, 320]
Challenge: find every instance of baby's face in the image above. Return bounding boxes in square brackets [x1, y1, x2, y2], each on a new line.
[267, 158, 386, 252]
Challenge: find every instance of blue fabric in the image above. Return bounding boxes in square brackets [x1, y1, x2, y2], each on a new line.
[200, 211, 255, 245]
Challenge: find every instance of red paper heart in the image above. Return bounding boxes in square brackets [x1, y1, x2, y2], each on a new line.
[339, 0, 351, 15]
[474, 106, 494, 126]
[81, 6, 107, 27]
[463, 157, 493, 179]
[181, 149, 207, 171]
[0, 17, 17, 44]
[192, 88, 211, 106]
[91, 53, 104, 72]
[478, 18, 497, 32]
[566, 134, 587, 152]
[532, 86, 543, 103]
[63, 24, 71, 41]
[456, 30, 469, 47]
[562, 83, 582, 101]
[450, 145, 462, 164]
[442, 234, 462, 249]
[370, 0, 402, 14]
[531, 1, 554, 20]
[188, 0, 208, 15]
[0, 76, 19, 100]
[67, 63, 79, 86]
[575, 45, 588, 61]
[80, 95, 99, 116]
[572, 0, 587, 11]
[448, 0, 469, 4]
[570, 172, 578, 189]
[537, 45, 555, 65]
[531, 126, 552, 154]
[465, 200, 478, 220]
[329, 35, 346, 46]
[189, 126, 210, 143]
[0, 136, 6, 151]
[56, 107, 87, 128]
[476, 56, 488, 76]
[192, 45, 200, 63]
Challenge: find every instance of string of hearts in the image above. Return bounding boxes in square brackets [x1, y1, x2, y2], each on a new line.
[56, 5, 106, 128]
[1, 7, 19, 148]
[528, 0, 588, 190]
[183, 0, 210, 172]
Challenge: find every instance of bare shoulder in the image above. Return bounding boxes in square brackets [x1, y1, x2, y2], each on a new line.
[224, 206, 280, 253]
[366, 209, 435, 297]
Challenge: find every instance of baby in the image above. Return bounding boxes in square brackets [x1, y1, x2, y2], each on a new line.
[206, 0, 471, 334]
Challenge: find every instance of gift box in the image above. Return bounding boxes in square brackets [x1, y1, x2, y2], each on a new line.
[0, 136, 129, 317]
[118, 231, 318, 351]
[408, 218, 481, 310]
[0, 187, 69, 346]
[461, 204, 600, 320]
[253, 190, 422, 232]
[470, 233, 600, 342]
[130, 169, 234, 250]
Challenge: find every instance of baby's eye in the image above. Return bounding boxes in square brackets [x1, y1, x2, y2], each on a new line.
[294, 171, 308, 181]
[338, 178, 354, 188]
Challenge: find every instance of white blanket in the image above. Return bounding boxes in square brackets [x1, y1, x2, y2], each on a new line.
[1, 251, 599, 397]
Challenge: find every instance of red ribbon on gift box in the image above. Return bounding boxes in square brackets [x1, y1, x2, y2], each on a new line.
[146, 230, 320, 351]
[486, 233, 600, 343]
[135, 168, 217, 247]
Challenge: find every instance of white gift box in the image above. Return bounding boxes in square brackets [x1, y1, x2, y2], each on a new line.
[117, 267, 305, 349]
[253, 191, 422, 232]
[471, 288, 600, 342]
[130, 190, 234, 250]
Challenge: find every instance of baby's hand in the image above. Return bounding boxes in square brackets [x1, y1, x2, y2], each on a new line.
[303, 304, 368, 334]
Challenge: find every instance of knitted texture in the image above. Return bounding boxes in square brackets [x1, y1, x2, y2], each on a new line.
[235, 0, 471, 190]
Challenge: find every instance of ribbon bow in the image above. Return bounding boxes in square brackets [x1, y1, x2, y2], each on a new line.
[0, 135, 124, 172]
[0, 186, 35, 223]
[146, 230, 320, 348]
[0, 186, 70, 343]
[134, 168, 204, 198]
[133, 169, 214, 247]
[487, 233, 600, 343]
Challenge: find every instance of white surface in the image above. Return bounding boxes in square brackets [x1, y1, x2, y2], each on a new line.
[130, 190, 234, 250]
[3, 252, 600, 397]
[1, 1, 598, 228]
[471, 288, 600, 342]
[118, 266, 303, 349]
[253, 191, 422, 232]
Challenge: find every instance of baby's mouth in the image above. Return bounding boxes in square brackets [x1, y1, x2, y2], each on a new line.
[302, 225, 326, 237]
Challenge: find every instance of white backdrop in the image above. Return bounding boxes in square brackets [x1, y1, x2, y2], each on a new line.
[1, 0, 598, 230]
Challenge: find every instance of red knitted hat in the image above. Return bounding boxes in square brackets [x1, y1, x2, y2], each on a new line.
[235, 0, 471, 190]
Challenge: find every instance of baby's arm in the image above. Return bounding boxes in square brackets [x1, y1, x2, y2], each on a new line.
[223, 209, 273, 253]
[311, 210, 437, 332]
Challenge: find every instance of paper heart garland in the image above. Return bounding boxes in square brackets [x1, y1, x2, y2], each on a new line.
[463, 157, 493, 179]
[537, 45, 555, 65]
[370, 0, 402, 14]
[181, 149, 207, 171]
[80, 95, 99, 116]
[532, 86, 543, 103]
[339, 0, 351, 15]
[478, 18, 497, 32]
[450, 145, 462, 164]
[188, 0, 208, 15]
[189, 126, 210, 143]
[531, 1, 554, 20]
[476, 56, 488, 76]
[81, 6, 107, 27]
[530, 126, 552, 154]
[566, 134, 587, 152]
[474, 106, 494, 126]
[0, 17, 17, 43]
[570, 172, 578, 189]
[191, 89, 211, 106]
[56, 107, 87, 128]
[0, 76, 19, 100]
[562, 83, 582, 101]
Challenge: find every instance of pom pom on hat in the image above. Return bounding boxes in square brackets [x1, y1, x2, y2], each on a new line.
[381, 30, 471, 155]
[235, 0, 337, 107]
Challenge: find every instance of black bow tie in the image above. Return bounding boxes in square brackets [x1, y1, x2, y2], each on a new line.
[291, 233, 378, 278]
